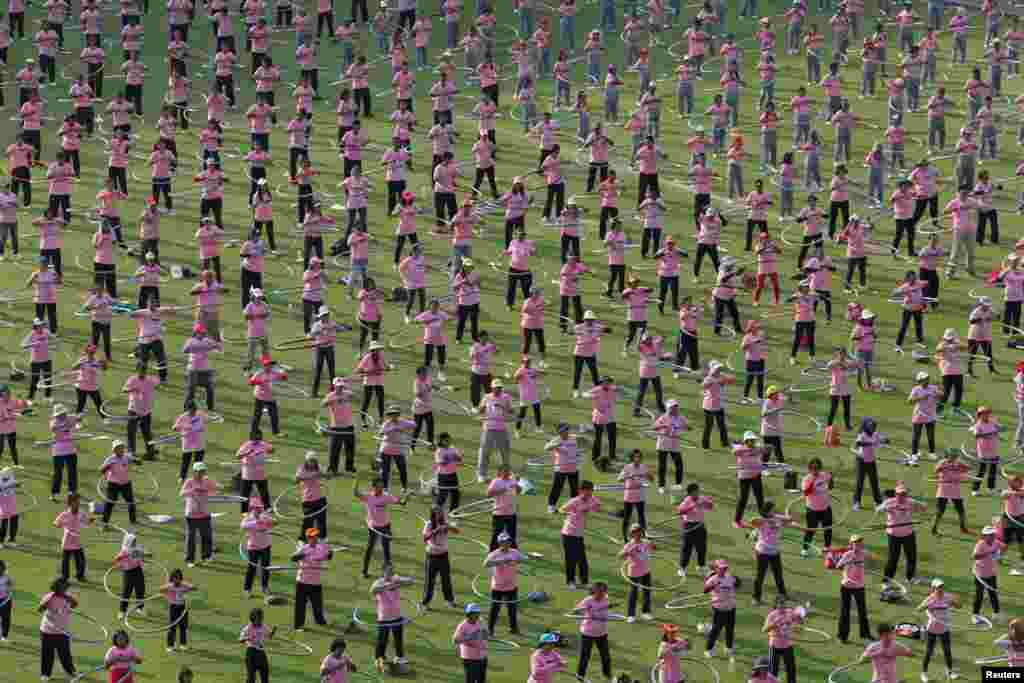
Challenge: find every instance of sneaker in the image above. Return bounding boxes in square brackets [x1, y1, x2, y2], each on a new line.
[658, 487, 666, 494]
[852, 502, 861, 511]
[947, 670, 959, 680]
[41, 677, 50, 681]
[187, 562, 196, 568]
[928, 453, 938, 461]
[437, 372, 447, 382]
[921, 674, 930, 683]
[166, 647, 175, 653]
[514, 428, 522, 439]
[567, 582, 576, 590]
[671, 484, 683, 491]
[704, 648, 715, 659]
[118, 612, 126, 621]
[640, 613, 653, 621]
[677, 568, 687, 578]
[476, 475, 486, 484]
[800, 548, 809, 558]
[4, 542, 16, 548]
[972, 614, 985, 625]
[403, 315, 411, 325]
[447, 601, 458, 609]
[244, 591, 253, 598]
[626, 616, 636, 623]
[178, 645, 188, 651]
[547, 505, 556, 513]
[911, 576, 928, 585]
[572, 390, 580, 399]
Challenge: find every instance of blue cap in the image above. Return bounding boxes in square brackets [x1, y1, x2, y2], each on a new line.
[465, 603, 481, 615]
[539, 633, 558, 645]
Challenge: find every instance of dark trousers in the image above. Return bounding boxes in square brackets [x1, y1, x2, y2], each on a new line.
[136, 340, 168, 381]
[828, 200, 850, 237]
[435, 472, 460, 511]
[40, 633, 75, 678]
[375, 620, 405, 658]
[934, 497, 967, 530]
[413, 412, 435, 447]
[578, 634, 612, 678]
[586, 162, 609, 192]
[300, 499, 328, 541]
[456, 304, 480, 342]
[463, 658, 487, 683]
[560, 296, 583, 331]
[328, 429, 356, 474]
[978, 209, 999, 244]
[922, 631, 953, 673]
[246, 647, 269, 683]
[659, 276, 680, 312]
[543, 183, 565, 219]
[911, 422, 936, 455]
[940, 374, 963, 409]
[488, 589, 518, 631]
[753, 552, 787, 601]
[706, 608, 735, 651]
[470, 373, 492, 409]
[592, 422, 617, 463]
[769, 647, 796, 683]
[548, 472, 579, 508]
[804, 507, 833, 549]
[34, 303, 58, 334]
[702, 409, 728, 448]
[606, 265, 626, 296]
[119, 565, 146, 614]
[893, 218, 917, 255]
[166, 604, 189, 647]
[422, 552, 454, 604]
[1004, 301, 1022, 335]
[621, 501, 647, 540]
[393, 233, 419, 264]
[506, 271, 533, 308]
[561, 533, 589, 584]
[975, 462, 999, 492]
[642, 228, 662, 259]
[363, 525, 392, 575]
[312, 347, 336, 395]
[29, 360, 53, 400]
[60, 548, 86, 581]
[379, 453, 408, 491]
[854, 459, 883, 505]
[51, 453, 78, 496]
[744, 360, 766, 399]
[974, 574, 1000, 614]
[896, 310, 924, 347]
[185, 371, 215, 411]
[763, 435, 783, 463]
[626, 572, 652, 616]
[435, 191, 457, 227]
[657, 450, 682, 488]
[791, 321, 816, 357]
[251, 399, 281, 435]
[680, 523, 707, 569]
[714, 298, 741, 335]
[91, 322, 112, 360]
[573, 356, 599, 391]
[0, 513, 19, 544]
[827, 395, 852, 430]
[838, 586, 871, 641]
[884, 532, 918, 580]
[127, 412, 155, 458]
[293, 582, 326, 629]
[735, 476, 764, 522]
[361, 386, 385, 422]
[677, 334, 699, 370]
[102, 482, 137, 524]
[968, 340, 995, 374]
[239, 479, 271, 513]
[185, 516, 213, 562]
[636, 377, 665, 414]
[911, 195, 939, 228]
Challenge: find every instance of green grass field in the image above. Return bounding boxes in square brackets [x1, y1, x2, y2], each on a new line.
[3, 0, 1024, 682]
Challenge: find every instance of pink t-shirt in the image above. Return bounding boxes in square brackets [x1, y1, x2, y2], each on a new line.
[241, 511, 274, 550]
[621, 539, 653, 577]
[54, 509, 89, 550]
[180, 477, 217, 519]
[575, 594, 610, 637]
[360, 492, 400, 528]
[295, 542, 330, 585]
[561, 495, 600, 536]
[910, 384, 939, 423]
[486, 548, 523, 590]
[486, 477, 518, 515]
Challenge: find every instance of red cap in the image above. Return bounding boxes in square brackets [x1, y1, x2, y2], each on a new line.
[260, 354, 273, 367]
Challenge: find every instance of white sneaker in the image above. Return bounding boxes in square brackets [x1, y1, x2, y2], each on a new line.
[800, 548, 809, 558]
[640, 613, 653, 621]
[658, 487, 666, 494]
[572, 390, 580, 399]
[567, 582, 576, 590]
[4, 542, 16, 548]
[972, 614, 985, 625]
[178, 645, 188, 651]
[187, 562, 196, 568]
[118, 612, 126, 621]
[476, 475, 486, 483]
[911, 576, 927, 585]
[403, 315, 411, 325]
[947, 670, 959, 680]
[852, 502, 861, 511]
[671, 484, 683, 491]
[704, 648, 715, 659]
[921, 673, 930, 683]
[166, 647, 175, 653]
[626, 616, 636, 623]
[928, 453, 938, 461]
[547, 505, 556, 513]
[677, 568, 687, 578]
[41, 677, 50, 681]
[437, 372, 447, 382]
[699, 566, 709, 577]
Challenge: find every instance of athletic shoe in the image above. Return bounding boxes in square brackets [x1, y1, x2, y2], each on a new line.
[677, 568, 686, 578]
[547, 505, 556, 513]
[947, 670, 959, 680]
[972, 614, 985, 625]
[671, 484, 683, 491]
[178, 645, 188, 652]
[167, 647, 175, 653]
[911, 576, 927, 585]
[658, 487, 666, 494]
[626, 616, 636, 623]
[704, 648, 715, 659]
[921, 674, 929, 683]
[640, 613, 653, 621]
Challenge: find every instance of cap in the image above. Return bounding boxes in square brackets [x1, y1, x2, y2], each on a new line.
[915, 371, 929, 381]
[666, 399, 679, 409]
[805, 257, 820, 269]
[192, 323, 206, 334]
[708, 360, 723, 373]
[766, 385, 779, 396]
[465, 603, 482, 615]
[85, 343, 97, 353]
[943, 328, 958, 340]
[849, 534, 863, 544]
[260, 354, 273, 367]
[743, 431, 758, 442]
[977, 405, 992, 416]
[980, 296, 992, 306]
[714, 559, 729, 569]
[497, 531, 512, 544]
[491, 378, 504, 388]
[52, 403, 67, 417]
[385, 405, 402, 415]
[305, 528, 320, 538]
[557, 422, 570, 433]
[861, 310, 876, 320]
[983, 525, 997, 535]
[145, 251, 156, 260]
[401, 191, 414, 201]
[309, 256, 322, 266]
[931, 578, 945, 588]
[584, 310, 596, 320]
[752, 657, 771, 673]
[112, 439, 125, 450]
[567, 197, 578, 207]
[304, 451, 317, 461]
[192, 462, 208, 472]
[332, 377, 346, 387]
[462, 258, 475, 268]
[539, 633, 558, 646]
[316, 305, 329, 317]
[629, 522, 643, 534]
[368, 341, 384, 351]
[895, 481, 908, 494]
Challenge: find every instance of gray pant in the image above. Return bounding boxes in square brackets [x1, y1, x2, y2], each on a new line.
[980, 126, 998, 160]
[677, 82, 693, 115]
[477, 429, 511, 478]
[728, 163, 744, 199]
[868, 167, 884, 205]
[1016, 400, 1024, 448]
[794, 114, 811, 146]
[957, 155, 976, 189]
[947, 231, 976, 276]
[833, 130, 851, 163]
[929, 118, 946, 149]
[761, 130, 777, 167]
[246, 336, 270, 369]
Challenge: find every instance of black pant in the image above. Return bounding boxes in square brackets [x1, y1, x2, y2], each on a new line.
[379, 453, 408, 491]
[659, 276, 680, 312]
[854, 459, 883, 505]
[293, 582, 326, 628]
[845, 257, 867, 287]
[677, 334, 699, 370]
[202, 255, 223, 283]
[911, 195, 939, 228]
[578, 634, 611, 678]
[506, 271, 533, 307]
[91, 322, 112, 360]
[642, 228, 662, 259]
[60, 548, 86, 581]
[827, 395, 852, 430]
[240, 479, 271, 513]
[515, 404, 542, 431]
[300, 498, 328, 541]
[185, 371, 215, 412]
[393, 233, 419, 264]
[561, 534, 589, 584]
[456, 304, 480, 342]
[246, 647, 269, 683]
[637, 174, 659, 206]
[40, 633, 75, 678]
[490, 514, 518, 550]
[804, 507, 833, 549]
[543, 183, 565, 219]
[119, 565, 146, 613]
[621, 501, 647, 540]
[312, 347, 336, 395]
[753, 553, 787, 602]
[702, 410, 728, 448]
[884, 533, 918, 580]
[606, 265, 626, 296]
[636, 377, 665, 414]
[680, 523, 708, 569]
[598, 206, 618, 240]
[29, 360, 53, 400]
[0, 513, 19, 544]
[586, 162, 609, 192]
[923, 631, 953, 673]
[735, 476, 764, 522]
[488, 589, 518, 631]
[706, 608, 735, 651]
[838, 586, 871, 641]
[51, 453, 78, 496]
[435, 192, 456, 227]
[744, 360, 766, 399]
[974, 573, 1000, 614]
[694, 245, 721, 281]
[376, 619, 405, 658]
[1004, 301, 1022, 335]
[185, 516, 213, 562]
[911, 422, 936, 455]
[422, 552, 455, 604]
[200, 197, 224, 228]
[627, 572, 652, 616]
[573, 356, 599, 391]
[934, 497, 967, 531]
[714, 298, 741, 335]
[470, 373, 492, 409]
[828, 200, 850, 237]
[179, 450, 205, 482]
[592, 422, 617, 463]
[762, 435, 783, 463]
[127, 412, 155, 458]
[463, 658, 487, 683]
[328, 429, 356, 474]
[769, 647, 796, 683]
[413, 412, 435, 447]
[103, 482, 137, 524]
[317, 11, 336, 37]
[978, 209, 999, 244]
[136, 340, 168, 381]
[0, 596, 11, 636]
[968, 340, 995, 374]
[357, 319, 381, 352]
[789, 321, 816, 358]
[435, 472, 460, 511]
[560, 296, 583, 331]
[893, 218, 917, 255]
[976, 462, 999, 492]
[251, 400, 280, 435]
[363, 525, 392, 575]
[940, 374, 963, 409]
[896, 310, 924, 347]
[657, 450, 682, 488]
[387, 180, 408, 215]
[405, 288, 427, 317]
[361, 386, 385, 422]
[10, 165, 30, 205]
[34, 303, 58, 334]
[548, 472, 579, 508]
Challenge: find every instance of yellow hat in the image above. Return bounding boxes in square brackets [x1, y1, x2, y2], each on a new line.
[766, 385, 779, 396]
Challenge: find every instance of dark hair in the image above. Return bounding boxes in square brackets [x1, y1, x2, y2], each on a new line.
[249, 607, 264, 624]
[877, 622, 893, 635]
[330, 638, 347, 653]
[687, 483, 700, 495]
[580, 480, 595, 491]
[170, 568, 183, 582]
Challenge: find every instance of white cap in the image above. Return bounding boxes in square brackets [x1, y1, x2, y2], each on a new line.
[52, 403, 67, 416]
[583, 310, 596, 321]
[708, 360, 723, 373]
[979, 297, 992, 306]
[860, 310, 875, 320]
[743, 431, 758, 442]
[915, 371, 929, 381]
[666, 399, 679, 409]
[251, 288, 264, 298]
[369, 341, 384, 351]
[943, 328, 957, 340]
[316, 305, 329, 317]
[931, 578, 944, 588]
[112, 440, 125, 450]
[983, 525, 997, 535]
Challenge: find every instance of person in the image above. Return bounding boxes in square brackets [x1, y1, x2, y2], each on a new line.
[476, 378, 513, 482]
[826, 534, 874, 644]
[968, 297, 997, 376]
[560, 480, 600, 588]
[701, 361, 733, 449]
[237, 428, 272, 513]
[703, 559, 738, 660]
[932, 448, 970, 534]
[241, 495, 274, 597]
[355, 477, 405, 578]
[180, 462, 217, 568]
[826, 347, 859, 431]
[431, 432, 462, 512]
[372, 565, 413, 672]
[918, 579, 960, 681]
[995, 618, 1024, 666]
[421, 505, 457, 609]
[572, 582, 613, 680]
[239, 607, 276, 683]
[112, 533, 147, 619]
[295, 453, 327, 541]
[513, 356, 544, 436]
[100, 441, 137, 527]
[38, 577, 78, 680]
[24, 316, 55, 400]
[484, 531, 525, 634]
[377, 406, 415, 492]
[453, 604, 489, 683]
[290, 528, 332, 631]
[248, 355, 287, 437]
[587, 376, 619, 466]
[763, 597, 804, 683]
[160, 568, 194, 652]
[801, 458, 834, 555]
[529, 633, 565, 682]
[747, 502, 791, 604]
[909, 370, 940, 464]
[733, 432, 768, 524]
[55, 492, 93, 582]
[321, 639, 357, 683]
[620, 524, 655, 622]
[0, 467, 20, 548]
[323, 378, 356, 476]
[182, 325, 219, 412]
[546, 425, 581, 514]
[880, 481, 928, 586]
[172, 401, 209, 483]
[935, 330, 966, 416]
[861, 623, 914, 682]
[49, 403, 81, 499]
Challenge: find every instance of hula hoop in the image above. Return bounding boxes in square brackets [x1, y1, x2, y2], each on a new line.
[258, 633, 315, 656]
[470, 573, 534, 604]
[650, 658, 719, 683]
[664, 594, 713, 610]
[776, 411, 823, 438]
[619, 556, 686, 591]
[102, 561, 170, 604]
[449, 498, 496, 519]
[646, 516, 705, 541]
[351, 602, 423, 629]
[123, 600, 190, 635]
[314, 412, 355, 436]
[783, 494, 853, 533]
[827, 661, 869, 683]
[99, 403, 133, 423]
[94, 474, 161, 506]
[790, 625, 833, 643]
[272, 485, 329, 520]
[68, 610, 112, 644]
[563, 610, 628, 623]
[367, 507, 414, 540]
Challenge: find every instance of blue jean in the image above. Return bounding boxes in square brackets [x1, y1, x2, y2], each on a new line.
[415, 46, 426, 68]
[343, 44, 354, 68]
[560, 15, 576, 52]
[601, 0, 616, 30]
[519, 8, 533, 37]
[740, 0, 757, 17]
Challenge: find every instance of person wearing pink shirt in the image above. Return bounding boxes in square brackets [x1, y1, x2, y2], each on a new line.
[797, 458, 834, 556]
[38, 577, 79, 680]
[173, 401, 209, 483]
[655, 624, 690, 683]
[520, 287, 547, 363]
[100, 441, 137, 527]
[430, 432, 462, 511]
[469, 331, 498, 410]
[512, 356, 544, 435]
[837, 215, 868, 290]
[179, 462, 217, 568]
[934, 329, 966, 417]
[453, 603, 489, 681]
[702, 362, 734, 449]
[930, 448, 970, 535]
[880, 481, 928, 585]
[122, 363, 161, 459]
[27, 258, 61, 334]
[504, 228, 535, 309]
[971, 406, 1001, 495]
[237, 428, 272, 513]
[159, 568, 194, 651]
[748, 501, 792, 604]
[571, 581, 613, 679]
[357, 342, 388, 425]
[23, 317, 54, 401]
[110, 534, 149, 618]
[997, 255, 1024, 336]
[240, 493, 274, 595]
[55, 492, 93, 582]
[356, 477, 405, 576]
[320, 638, 357, 683]
[248, 355, 287, 436]
[421, 505, 457, 609]
[825, 347, 859, 431]
[588, 376, 619, 466]
[560, 481, 600, 588]
[916, 578, 962, 681]
[620, 524, 655, 621]
[546, 424, 582, 513]
[322, 377, 356, 475]
[702, 559, 739, 659]
[968, 298, 997, 376]
[377, 406, 417, 492]
[571, 311, 608, 397]
[71, 342, 105, 418]
[370, 564, 413, 670]
[753, 231, 782, 306]
[290, 528, 333, 630]
[673, 482, 711, 576]
[308, 307, 339, 397]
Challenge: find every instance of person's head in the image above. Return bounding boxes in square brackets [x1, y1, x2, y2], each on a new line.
[51, 576, 68, 595]
[629, 523, 644, 541]
[371, 477, 385, 494]
[895, 481, 909, 498]
[979, 169, 990, 184]
[305, 526, 320, 544]
[977, 405, 993, 422]
[590, 581, 608, 599]
[192, 462, 207, 479]
[714, 559, 729, 576]
[629, 448, 642, 465]
[808, 457, 822, 474]
[112, 629, 130, 648]
[249, 607, 264, 625]
[580, 480, 595, 499]
[330, 638, 347, 657]
[1011, 618, 1024, 642]
[170, 568, 183, 584]
[67, 492, 80, 512]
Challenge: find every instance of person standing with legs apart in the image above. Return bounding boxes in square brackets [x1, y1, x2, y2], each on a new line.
[372, 565, 413, 672]
[747, 502, 791, 605]
[290, 528, 332, 631]
[572, 582, 613, 680]
[972, 526, 1004, 624]
[701, 362, 733, 449]
[240, 496, 274, 598]
[826, 535, 874, 643]
[560, 481, 599, 588]
[160, 569, 194, 651]
[420, 505, 457, 609]
[932, 449, 970, 534]
[453, 605, 489, 683]
[653, 402, 688, 493]
[918, 579, 961, 681]
[880, 481, 928, 586]
[48, 404, 81, 499]
[733, 432, 767, 525]
[676, 483, 711, 577]
[100, 441, 138, 528]
[703, 559, 739, 661]
[763, 597, 804, 683]
[485, 531, 524, 635]
[619, 449, 652, 539]
[801, 458, 833, 556]
[356, 478, 406, 578]
[180, 463, 216, 567]
[240, 608, 275, 683]
[38, 578, 78, 681]
[54, 493, 92, 582]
